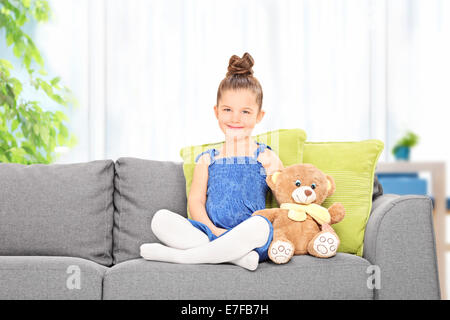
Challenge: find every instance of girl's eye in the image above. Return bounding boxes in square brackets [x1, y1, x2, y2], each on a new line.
[224, 108, 231, 112]
[295, 180, 301, 187]
[242, 110, 250, 114]
[311, 183, 317, 189]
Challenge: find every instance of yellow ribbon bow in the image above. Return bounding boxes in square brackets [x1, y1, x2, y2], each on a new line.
[280, 203, 331, 225]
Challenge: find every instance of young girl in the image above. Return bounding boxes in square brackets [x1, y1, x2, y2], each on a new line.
[140, 52, 284, 270]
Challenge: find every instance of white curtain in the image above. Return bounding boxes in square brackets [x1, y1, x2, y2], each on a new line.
[34, 0, 450, 194]
[385, 0, 450, 166]
[102, 0, 378, 161]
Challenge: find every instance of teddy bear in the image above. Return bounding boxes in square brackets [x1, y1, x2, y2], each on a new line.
[252, 163, 345, 264]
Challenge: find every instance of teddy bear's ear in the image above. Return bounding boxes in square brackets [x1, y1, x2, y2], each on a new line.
[266, 170, 282, 190]
[326, 175, 336, 196]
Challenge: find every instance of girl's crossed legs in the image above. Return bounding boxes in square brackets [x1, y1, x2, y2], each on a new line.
[140, 209, 271, 271]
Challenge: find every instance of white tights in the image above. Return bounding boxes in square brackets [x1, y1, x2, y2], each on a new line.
[140, 209, 270, 271]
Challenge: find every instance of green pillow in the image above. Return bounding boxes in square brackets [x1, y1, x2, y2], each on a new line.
[180, 128, 307, 218]
[302, 140, 384, 256]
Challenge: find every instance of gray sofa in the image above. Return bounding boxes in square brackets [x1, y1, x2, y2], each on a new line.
[0, 158, 441, 300]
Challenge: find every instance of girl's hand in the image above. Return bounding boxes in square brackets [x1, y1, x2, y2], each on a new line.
[213, 226, 228, 237]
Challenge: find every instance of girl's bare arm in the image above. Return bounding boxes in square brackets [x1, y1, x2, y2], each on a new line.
[188, 154, 226, 236]
[258, 149, 284, 175]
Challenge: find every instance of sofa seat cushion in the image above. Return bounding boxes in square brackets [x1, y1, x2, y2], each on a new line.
[103, 253, 373, 300]
[0, 256, 107, 300]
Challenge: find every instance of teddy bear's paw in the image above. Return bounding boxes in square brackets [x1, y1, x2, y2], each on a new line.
[269, 240, 294, 264]
[309, 232, 339, 258]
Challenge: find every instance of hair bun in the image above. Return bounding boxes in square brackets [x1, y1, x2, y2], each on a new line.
[226, 52, 254, 77]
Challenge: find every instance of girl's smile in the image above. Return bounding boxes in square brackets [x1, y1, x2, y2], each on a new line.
[214, 89, 265, 141]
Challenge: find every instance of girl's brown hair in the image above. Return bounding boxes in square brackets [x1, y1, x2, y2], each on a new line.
[217, 52, 263, 111]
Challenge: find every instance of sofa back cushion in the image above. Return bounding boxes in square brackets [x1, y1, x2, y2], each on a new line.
[0, 160, 114, 266]
[113, 158, 187, 264]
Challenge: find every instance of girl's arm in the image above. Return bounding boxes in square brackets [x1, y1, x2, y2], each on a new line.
[258, 149, 284, 175]
[188, 153, 227, 237]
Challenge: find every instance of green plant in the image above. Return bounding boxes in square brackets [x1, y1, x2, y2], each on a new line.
[0, 0, 76, 164]
[392, 131, 419, 155]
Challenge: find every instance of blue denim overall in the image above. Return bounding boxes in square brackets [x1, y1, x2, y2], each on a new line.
[188, 142, 274, 262]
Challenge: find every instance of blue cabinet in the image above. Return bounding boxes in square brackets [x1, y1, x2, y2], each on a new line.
[376, 173, 427, 195]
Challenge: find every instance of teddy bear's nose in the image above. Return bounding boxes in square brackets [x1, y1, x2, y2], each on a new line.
[304, 190, 312, 197]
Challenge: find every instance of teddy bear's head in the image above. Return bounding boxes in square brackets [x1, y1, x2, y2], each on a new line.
[267, 163, 336, 206]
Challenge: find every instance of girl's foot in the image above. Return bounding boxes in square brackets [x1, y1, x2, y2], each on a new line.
[230, 251, 259, 271]
[140, 243, 169, 261]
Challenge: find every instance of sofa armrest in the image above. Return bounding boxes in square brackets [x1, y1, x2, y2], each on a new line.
[363, 194, 441, 299]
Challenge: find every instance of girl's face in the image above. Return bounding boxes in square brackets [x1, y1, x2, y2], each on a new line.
[214, 89, 265, 140]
